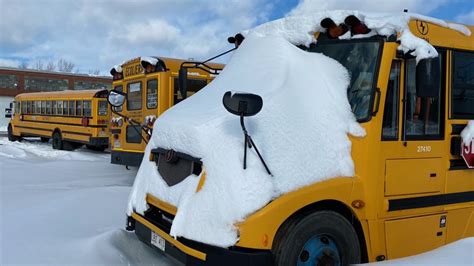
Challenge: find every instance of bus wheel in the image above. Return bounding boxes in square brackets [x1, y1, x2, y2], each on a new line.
[273, 211, 361, 266]
[7, 124, 20, 142]
[52, 131, 63, 150]
[40, 137, 49, 143]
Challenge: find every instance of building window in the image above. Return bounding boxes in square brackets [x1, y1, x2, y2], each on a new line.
[0, 74, 19, 89]
[74, 80, 111, 90]
[25, 76, 68, 91]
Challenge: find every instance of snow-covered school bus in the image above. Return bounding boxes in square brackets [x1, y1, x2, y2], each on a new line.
[108, 57, 224, 167]
[121, 12, 474, 265]
[7, 89, 110, 151]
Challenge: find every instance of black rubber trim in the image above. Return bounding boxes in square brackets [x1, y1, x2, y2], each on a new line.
[133, 216, 274, 266]
[15, 125, 52, 132]
[111, 150, 143, 167]
[22, 118, 107, 128]
[388, 191, 474, 211]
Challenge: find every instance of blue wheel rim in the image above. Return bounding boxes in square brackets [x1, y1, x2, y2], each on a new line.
[297, 234, 341, 266]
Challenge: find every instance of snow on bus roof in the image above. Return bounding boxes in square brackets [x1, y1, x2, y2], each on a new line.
[244, 10, 471, 63]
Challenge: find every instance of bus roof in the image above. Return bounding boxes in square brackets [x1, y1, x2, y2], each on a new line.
[408, 20, 473, 51]
[15, 89, 108, 100]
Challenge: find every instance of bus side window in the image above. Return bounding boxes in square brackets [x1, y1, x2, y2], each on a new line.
[69, 100, 75, 116]
[46, 101, 51, 115]
[76, 100, 83, 116]
[382, 61, 401, 140]
[63, 100, 69, 116]
[57, 100, 63, 115]
[35, 101, 40, 114]
[404, 52, 444, 140]
[22, 101, 27, 114]
[83, 100, 91, 117]
[52, 100, 57, 115]
[27, 101, 31, 114]
[451, 51, 474, 119]
[41, 101, 46, 114]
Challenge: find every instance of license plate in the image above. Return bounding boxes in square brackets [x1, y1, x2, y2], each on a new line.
[151, 231, 165, 251]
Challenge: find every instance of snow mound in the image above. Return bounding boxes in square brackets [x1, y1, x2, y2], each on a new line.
[0, 138, 108, 161]
[246, 10, 471, 63]
[461, 121, 474, 146]
[127, 34, 365, 247]
[366, 237, 474, 265]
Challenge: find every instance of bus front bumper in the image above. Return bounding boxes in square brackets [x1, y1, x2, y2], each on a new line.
[111, 150, 143, 167]
[130, 213, 274, 266]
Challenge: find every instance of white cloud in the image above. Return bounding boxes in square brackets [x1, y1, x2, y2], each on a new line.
[288, 0, 448, 16]
[455, 10, 474, 24]
[0, 58, 21, 68]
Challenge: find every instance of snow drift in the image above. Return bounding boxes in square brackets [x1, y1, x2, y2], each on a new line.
[127, 33, 365, 247]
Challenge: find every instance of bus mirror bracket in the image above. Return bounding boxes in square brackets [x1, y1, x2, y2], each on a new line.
[178, 67, 188, 100]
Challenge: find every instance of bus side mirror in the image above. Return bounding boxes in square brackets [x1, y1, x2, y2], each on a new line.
[107, 89, 127, 108]
[416, 57, 441, 98]
[5, 108, 12, 118]
[222, 91, 263, 117]
[178, 68, 188, 100]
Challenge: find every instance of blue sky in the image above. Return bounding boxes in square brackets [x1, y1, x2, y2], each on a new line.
[0, 0, 472, 75]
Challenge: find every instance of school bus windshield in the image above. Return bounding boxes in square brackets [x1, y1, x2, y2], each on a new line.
[310, 40, 381, 121]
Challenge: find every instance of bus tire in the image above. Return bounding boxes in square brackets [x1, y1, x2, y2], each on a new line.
[40, 137, 49, 143]
[52, 131, 63, 150]
[7, 124, 20, 142]
[273, 211, 361, 266]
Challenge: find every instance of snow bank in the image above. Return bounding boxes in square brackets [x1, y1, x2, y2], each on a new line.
[366, 237, 474, 265]
[0, 138, 108, 161]
[461, 121, 474, 146]
[246, 10, 471, 63]
[127, 34, 365, 247]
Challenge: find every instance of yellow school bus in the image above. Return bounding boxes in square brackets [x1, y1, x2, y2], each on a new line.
[126, 18, 474, 265]
[8, 89, 110, 151]
[109, 56, 224, 167]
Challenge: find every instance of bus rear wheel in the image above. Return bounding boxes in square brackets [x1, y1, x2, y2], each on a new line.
[7, 124, 20, 142]
[52, 131, 63, 150]
[273, 211, 361, 266]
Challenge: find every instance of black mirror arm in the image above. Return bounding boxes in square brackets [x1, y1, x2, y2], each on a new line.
[110, 108, 150, 144]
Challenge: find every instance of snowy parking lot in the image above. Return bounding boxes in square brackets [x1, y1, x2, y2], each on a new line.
[0, 137, 472, 265]
[0, 137, 173, 265]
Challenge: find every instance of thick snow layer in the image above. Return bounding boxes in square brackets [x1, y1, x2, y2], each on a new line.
[461, 121, 474, 146]
[127, 34, 365, 247]
[141, 56, 159, 66]
[0, 138, 173, 265]
[246, 11, 471, 63]
[364, 237, 474, 265]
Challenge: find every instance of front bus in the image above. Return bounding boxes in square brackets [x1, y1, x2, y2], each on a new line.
[109, 57, 224, 167]
[126, 15, 474, 265]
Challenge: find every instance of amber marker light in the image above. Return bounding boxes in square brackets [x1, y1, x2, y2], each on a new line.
[351, 200, 365, 209]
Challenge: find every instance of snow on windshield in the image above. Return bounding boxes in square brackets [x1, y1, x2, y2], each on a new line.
[246, 10, 470, 63]
[127, 33, 365, 247]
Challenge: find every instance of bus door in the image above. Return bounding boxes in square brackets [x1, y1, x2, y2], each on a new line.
[379, 51, 449, 259]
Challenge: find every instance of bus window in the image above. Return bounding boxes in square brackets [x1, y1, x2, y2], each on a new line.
[27, 101, 31, 114]
[451, 51, 474, 119]
[63, 100, 68, 115]
[76, 100, 83, 116]
[46, 101, 51, 115]
[127, 82, 142, 110]
[173, 78, 207, 104]
[21, 101, 27, 114]
[114, 85, 123, 112]
[84, 100, 92, 117]
[404, 55, 444, 139]
[57, 100, 63, 115]
[52, 101, 57, 115]
[382, 61, 401, 140]
[98, 101, 108, 116]
[35, 101, 40, 114]
[41, 101, 46, 114]
[69, 100, 75, 116]
[126, 125, 142, 143]
[147, 79, 158, 109]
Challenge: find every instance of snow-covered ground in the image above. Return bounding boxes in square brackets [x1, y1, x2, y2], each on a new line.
[0, 138, 472, 265]
[0, 137, 173, 265]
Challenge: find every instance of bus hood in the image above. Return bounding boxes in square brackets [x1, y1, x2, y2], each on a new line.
[127, 33, 365, 247]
